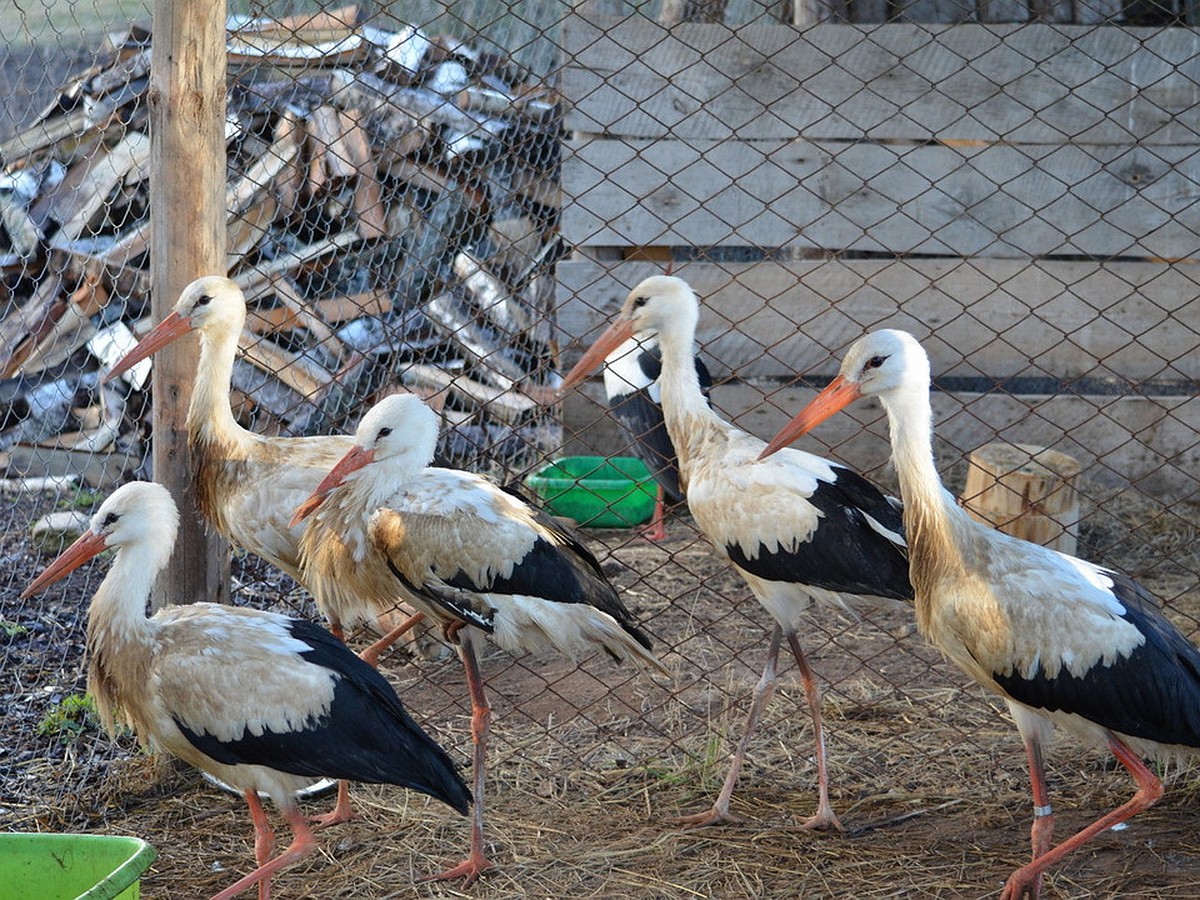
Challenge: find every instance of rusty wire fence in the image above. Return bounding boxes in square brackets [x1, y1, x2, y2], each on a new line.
[2, 0, 1200, 889]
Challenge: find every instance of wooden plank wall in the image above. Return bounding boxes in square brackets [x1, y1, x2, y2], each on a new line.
[556, 14, 1200, 502]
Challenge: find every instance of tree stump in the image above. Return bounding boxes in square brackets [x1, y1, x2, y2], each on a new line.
[960, 442, 1081, 555]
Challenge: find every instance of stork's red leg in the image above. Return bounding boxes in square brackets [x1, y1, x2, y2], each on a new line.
[1000, 736, 1163, 900]
[638, 485, 668, 541]
[784, 631, 843, 831]
[242, 790, 275, 900]
[1024, 736, 1054, 886]
[422, 628, 495, 884]
[671, 624, 783, 827]
[212, 797, 317, 900]
[359, 611, 427, 667]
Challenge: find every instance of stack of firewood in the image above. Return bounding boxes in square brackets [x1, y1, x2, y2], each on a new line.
[0, 5, 563, 486]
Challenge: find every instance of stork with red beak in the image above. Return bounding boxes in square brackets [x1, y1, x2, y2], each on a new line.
[291, 392, 667, 883]
[21, 481, 469, 900]
[559, 276, 913, 830]
[760, 327, 1200, 899]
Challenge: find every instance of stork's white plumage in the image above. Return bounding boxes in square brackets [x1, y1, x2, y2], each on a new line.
[103, 276, 435, 824]
[761, 327, 1200, 899]
[20, 482, 469, 900]
[292, 393, 666, 883]
[559, 276, 913, 829]
[603, 334, 713, 540]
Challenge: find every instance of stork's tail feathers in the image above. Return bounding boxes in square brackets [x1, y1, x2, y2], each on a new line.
[489, 601, 670, 677]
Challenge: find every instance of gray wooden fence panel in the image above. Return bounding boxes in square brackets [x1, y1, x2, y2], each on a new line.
[563, 137, 1200, 258]
[563, 18, 1200, 145]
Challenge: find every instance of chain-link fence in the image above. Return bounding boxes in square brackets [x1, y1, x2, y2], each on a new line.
[3, 1, 1199, 897]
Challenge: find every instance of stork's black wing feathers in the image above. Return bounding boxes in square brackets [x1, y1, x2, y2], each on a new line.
[727, 473, 913, 602]
[995, 571, 1200, 748]
[176, 620, 470, 813]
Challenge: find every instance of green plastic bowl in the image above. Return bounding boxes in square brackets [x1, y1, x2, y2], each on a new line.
[0, 833, 156, 899]
[525, 456, 656, 528]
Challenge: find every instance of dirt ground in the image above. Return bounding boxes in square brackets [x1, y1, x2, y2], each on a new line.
[5, 478, 1200, 899]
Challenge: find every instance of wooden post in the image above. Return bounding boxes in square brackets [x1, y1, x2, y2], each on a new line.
[149, 0, 229, 607]
[961, 442, 1081, 556]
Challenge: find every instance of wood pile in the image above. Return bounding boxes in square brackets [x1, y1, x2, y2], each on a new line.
[0, 5, 563, 486]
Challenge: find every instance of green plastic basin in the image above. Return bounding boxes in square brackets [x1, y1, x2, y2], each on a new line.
[0, 833, 156, 900]
[525, 456, 656, 528]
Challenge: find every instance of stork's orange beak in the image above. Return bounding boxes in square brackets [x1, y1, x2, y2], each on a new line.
[102, 311, 193, 384]
[20, 529, 109, 598]
[758, 375, 862, 460]
[556, 317, 635, 397]
[289, 445, 376, 527]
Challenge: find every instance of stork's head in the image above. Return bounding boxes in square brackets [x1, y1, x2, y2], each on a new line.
[559, 275, 700, 394]
[20, 482, 179, 598]
[102, 276, 246, 383]
[759, 329, 930, 459]
[290, 394, 439, 526]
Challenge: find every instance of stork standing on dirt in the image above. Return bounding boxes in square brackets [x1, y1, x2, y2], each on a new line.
[291, 392, 667, 883]
[760, 327, 1200, 899]
[20, 481, 470, 900]
[103, 276, 432, 823]
[558, 276, 913, 830]
[602, 333, 713, 540]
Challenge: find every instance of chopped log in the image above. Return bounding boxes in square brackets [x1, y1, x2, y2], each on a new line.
[401, 363, 539, 425]
[423, 289, 529, 391]
[961, 442, 1081, 555]
[244, 290, 392, 333]
[6, 444, 132, 488]
[44, 132, 151, 246]
[237, 330, 329, 399]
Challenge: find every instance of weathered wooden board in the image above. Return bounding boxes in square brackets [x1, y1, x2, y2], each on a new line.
[563, 136, 1200, 259]
[561, 381, 1200, 502]
[556, 259, 1200, 382]
[563, 18, 1200, 145]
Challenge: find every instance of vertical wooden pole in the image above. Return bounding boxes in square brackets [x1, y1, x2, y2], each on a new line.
[149, 0, 229, 607]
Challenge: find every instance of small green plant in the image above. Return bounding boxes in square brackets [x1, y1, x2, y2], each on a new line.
[37, 693, 100, 739]
[57, 487, 105, 512]
[0, 619, 28, 638]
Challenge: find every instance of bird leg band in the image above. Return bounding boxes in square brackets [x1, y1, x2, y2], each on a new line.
[1033, 804, 1053, 818]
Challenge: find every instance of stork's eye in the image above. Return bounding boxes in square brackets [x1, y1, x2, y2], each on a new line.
[377, 426, 393, 439]
[102, 513, 119, 526]
[632, 295, 648, 309]
[865, 355, 886, 370]
[195, 294, 213, 307]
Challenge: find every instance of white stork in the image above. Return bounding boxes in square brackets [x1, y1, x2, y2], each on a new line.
[558, 275, 913, 830]
[20, 481, 469, 900]
[760, 327, 1200, 899]
[291, 392, 667, 883]
[603, 334, 713, 540]
[103, 276, 431, 823]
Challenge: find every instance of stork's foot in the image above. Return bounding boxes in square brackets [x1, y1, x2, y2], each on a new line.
[307, 781, 355, 829]
[669, 805, 745, 828]
[421, 851, 495, 886]
[638, 520, 668, 541]
[999, 867, 1043, 900]
[791, 807, 845, 833]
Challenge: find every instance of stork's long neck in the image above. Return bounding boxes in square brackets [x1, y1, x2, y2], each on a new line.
[86, 541, 161, 730]
[189, 322, 251, 454]
[652, 324, 719, 473]
[879, 384, 971, 630]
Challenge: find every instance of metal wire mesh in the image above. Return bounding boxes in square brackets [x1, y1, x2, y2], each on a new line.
[2, 0, 1199, 896]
